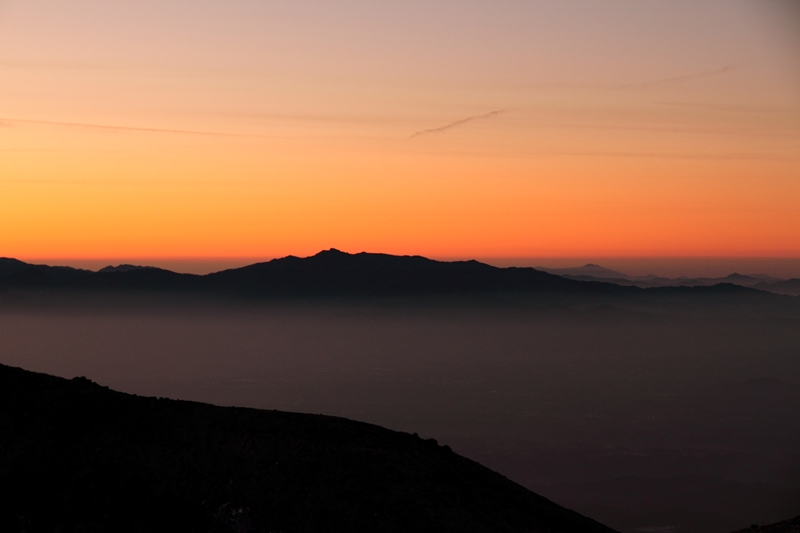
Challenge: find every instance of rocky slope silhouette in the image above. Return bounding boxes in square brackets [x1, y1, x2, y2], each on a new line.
[731, 515, 800, 533]
[0, 363, 618, 533]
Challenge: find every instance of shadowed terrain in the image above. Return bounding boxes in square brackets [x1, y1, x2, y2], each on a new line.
[731, 515, 800, 533]
[0, 363, 617, 533]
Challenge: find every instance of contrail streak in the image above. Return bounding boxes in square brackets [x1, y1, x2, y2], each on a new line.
[409, 110, 504, 139]
[618, 63, 748, 89]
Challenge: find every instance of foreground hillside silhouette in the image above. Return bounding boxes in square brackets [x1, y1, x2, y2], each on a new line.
[0, 363, 618, 533]
[731, 515, 800, 533]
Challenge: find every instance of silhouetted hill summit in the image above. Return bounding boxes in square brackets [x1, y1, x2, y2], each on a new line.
[204, 248, 597, 297]
[0, 363, 618, 533]
[99, 264, 160, 273]
[0, 257, 89, 281]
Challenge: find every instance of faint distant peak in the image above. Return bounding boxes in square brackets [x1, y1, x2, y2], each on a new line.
[724, 272, 747, 280]
[725, 272, 783, 283]
[537, 264, 631, 280]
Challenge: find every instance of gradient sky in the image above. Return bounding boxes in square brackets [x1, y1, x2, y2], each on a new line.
[1, 1, 799, 264]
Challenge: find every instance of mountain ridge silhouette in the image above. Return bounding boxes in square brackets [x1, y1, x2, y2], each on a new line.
[1, 249, 771, 298]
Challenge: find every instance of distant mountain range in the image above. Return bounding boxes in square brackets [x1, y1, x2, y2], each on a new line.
[1, 249, 796, 298]
[537, 264, 800, 296]
[0, 250, 617, 297]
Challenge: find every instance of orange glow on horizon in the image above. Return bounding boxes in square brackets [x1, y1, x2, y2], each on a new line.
[1, 2, 798, 262]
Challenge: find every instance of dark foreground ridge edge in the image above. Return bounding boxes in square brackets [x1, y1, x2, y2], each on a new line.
[0, 363, 618, 533]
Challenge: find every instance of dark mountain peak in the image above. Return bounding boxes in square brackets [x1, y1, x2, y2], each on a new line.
[201, 249, 587, 298]
[0, 258, 90, 282]
[583, 263, 601, 268]
[315, 247, 348, 256]
[310, 249, 437, 266]
[0, 363, 618, 533]
[0, 257, 29, 266]
[0, 257, 33, 278]
[99, 264, 160, 273]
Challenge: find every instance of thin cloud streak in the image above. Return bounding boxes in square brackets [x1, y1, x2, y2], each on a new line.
[0, 118, 279, 139]
[656, 101, 789, 115]
[409, 110, 505, 139]
[617, 63, 748, 89]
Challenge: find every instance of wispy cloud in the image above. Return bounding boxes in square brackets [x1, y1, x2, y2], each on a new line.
[0, 118, 278, 138]
[409, 110, 505, 139]
[617, 63, 748, 90]
[655, 101, 782, 114]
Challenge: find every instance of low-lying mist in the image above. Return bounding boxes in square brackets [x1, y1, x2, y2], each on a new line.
[1, 293, 798, 533]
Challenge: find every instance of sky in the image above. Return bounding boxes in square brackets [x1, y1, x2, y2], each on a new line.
[1, 1, 799, 270]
